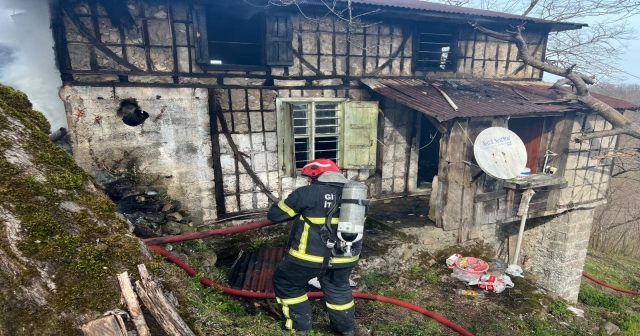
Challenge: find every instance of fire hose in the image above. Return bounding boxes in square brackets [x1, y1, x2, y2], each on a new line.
[143, 220, 474, 336]
[582, 272, 640, 295]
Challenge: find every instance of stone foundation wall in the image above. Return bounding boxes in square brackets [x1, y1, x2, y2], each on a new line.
[59, 86, 216, 224]
[518, 208, 595, 303]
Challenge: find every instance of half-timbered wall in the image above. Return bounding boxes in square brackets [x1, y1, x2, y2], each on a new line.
[56, 0, 547, 83]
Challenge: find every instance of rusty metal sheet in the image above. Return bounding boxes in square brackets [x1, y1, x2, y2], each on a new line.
[362, 79, 640, 122]
[506, 81, 640, 111]
[228, 247, 286, 293]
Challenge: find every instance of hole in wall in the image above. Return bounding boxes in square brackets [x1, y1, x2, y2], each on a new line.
[118, 98, 149, 127]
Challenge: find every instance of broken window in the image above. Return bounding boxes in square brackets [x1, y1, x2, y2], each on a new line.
[414, 24, 457, 71]
[192, 2, 293, 67]
[508, 117, 544, 173]
[276, 99, 378, 176]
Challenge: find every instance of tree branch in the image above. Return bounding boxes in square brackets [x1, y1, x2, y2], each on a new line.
[522, 0, 540, 16]
[472, 22, 640, 142]
[576, 128, 626, 141]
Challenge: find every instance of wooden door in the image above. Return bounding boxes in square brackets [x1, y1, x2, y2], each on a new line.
[508, 117, 544, 173]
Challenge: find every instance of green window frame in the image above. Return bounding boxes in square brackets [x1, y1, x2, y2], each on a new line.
[276, 98, 378, 177]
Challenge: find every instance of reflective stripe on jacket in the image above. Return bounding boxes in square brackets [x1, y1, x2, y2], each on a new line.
[267, 182, 362, 269]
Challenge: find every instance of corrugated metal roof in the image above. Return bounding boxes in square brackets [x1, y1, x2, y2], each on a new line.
[227, 247, 286, 293]
[361, 79, 640, 122]
[298, 0, 585, 31]
[505, 81, 640, 111]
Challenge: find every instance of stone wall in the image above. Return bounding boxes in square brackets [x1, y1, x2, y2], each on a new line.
[518, 208, 595, 303]
[58, 86, 216, 224]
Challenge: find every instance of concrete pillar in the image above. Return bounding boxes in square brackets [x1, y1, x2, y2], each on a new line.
[519, 208, 595, 303]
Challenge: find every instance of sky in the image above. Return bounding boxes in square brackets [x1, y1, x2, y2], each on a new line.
[0, 1, 638, 132]
[618, 19, 640, 83]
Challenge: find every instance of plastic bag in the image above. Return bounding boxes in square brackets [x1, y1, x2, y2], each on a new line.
[470, 274, 514, 294]
[446, 254, 462, 268]
[505, 264, 524, 278]
[451, 267, 482, 283]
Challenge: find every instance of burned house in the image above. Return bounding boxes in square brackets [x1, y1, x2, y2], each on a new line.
[50, 0, 640, 302]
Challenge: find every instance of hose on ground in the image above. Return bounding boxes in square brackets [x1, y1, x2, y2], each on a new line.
[144, 219, 474, 336]
[582, 272, 640, 295]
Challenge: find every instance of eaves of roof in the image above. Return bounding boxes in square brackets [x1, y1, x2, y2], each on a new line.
[360, 79, 640, 122]
[295, 0, 586, 32]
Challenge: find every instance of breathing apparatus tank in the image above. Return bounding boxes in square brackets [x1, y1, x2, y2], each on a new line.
[336, 181, 369, 255]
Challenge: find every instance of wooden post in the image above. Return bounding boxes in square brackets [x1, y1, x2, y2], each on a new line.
[117, 271, 151, 336]
[135, 264, 196, 336]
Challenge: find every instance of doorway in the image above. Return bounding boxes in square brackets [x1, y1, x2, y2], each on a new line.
[417, 114, 441, 188]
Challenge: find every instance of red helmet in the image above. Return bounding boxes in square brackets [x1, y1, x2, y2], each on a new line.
[301, 159, 341, 178]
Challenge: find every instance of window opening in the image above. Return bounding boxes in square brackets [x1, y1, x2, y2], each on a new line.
[293, 103, 340, 169]
[508, 117, 544, 173]
[416, 25, 456, 70]
[205, 5, 263, 66]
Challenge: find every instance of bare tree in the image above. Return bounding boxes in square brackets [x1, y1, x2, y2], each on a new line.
[472, 23, 640, 142]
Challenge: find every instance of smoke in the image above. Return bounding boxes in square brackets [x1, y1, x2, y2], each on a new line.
[0, 0, 67, 130]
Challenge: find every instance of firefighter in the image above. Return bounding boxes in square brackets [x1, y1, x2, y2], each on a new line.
[268, 159, 363, 336]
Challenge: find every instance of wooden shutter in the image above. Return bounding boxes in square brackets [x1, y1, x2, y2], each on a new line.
[341, 101, 379, 169]
[265, 15, 293, 66]
[277, 102, 295, 177]
[192, 5, 209, 64]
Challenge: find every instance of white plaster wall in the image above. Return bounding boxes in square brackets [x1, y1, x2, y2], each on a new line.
[58, 86, 216, 224]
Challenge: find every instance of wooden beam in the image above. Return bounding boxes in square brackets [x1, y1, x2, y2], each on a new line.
[370, 32, 410, 76]
[217, 111, 278, 202]
[208, 89, 227, 216]
[61, 3, 143, 72]
[474, 190, 507, 203]
[135, 265, 196, 336]
[117, 271, 150, 336]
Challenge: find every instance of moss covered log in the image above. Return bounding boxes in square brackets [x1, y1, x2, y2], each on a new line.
[0, 84, 153, 335]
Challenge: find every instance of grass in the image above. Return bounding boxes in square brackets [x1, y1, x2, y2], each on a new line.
[149, 246, 640, 335]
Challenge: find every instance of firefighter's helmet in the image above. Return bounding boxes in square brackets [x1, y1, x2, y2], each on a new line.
[301, 159, 341, 178]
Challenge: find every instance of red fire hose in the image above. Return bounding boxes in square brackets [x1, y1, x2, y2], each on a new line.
[145, 220, 473, 336]
[582, 272, 640, 295]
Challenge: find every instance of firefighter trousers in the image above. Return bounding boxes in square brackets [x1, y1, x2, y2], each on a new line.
[272, 257, 355, 333]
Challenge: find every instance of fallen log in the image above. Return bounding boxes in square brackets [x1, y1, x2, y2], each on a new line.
[135, 264, 195, 336]
[117, 271, 151, 336]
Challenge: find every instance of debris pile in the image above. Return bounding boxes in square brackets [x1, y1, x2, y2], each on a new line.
[103, 179, 194, 238]
[447, 254, 515, 295]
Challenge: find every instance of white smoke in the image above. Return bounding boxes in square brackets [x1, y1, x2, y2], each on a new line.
[0, 0, 67, 130]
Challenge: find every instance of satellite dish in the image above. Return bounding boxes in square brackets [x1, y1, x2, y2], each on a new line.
[473, 127, 528, 180]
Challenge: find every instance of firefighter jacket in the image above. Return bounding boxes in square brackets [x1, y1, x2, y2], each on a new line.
[267, 181, 362, 269]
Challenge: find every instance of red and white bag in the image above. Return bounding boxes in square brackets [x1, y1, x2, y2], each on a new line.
[470, 274, 514, 294]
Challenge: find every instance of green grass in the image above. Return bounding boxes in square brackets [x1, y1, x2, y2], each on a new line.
[550, 301, 574, 318]
[579, 284, 626, 311]
[584, 250, 640, 291]
[374, 317, 439, 336]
